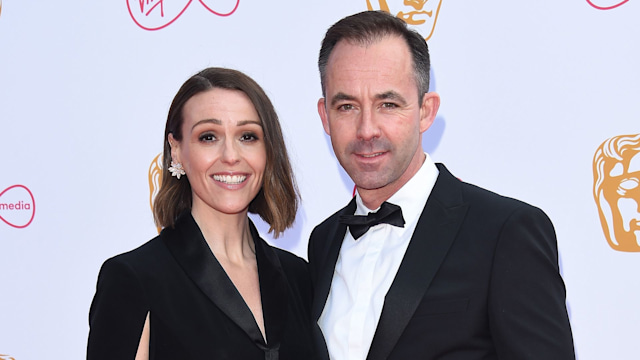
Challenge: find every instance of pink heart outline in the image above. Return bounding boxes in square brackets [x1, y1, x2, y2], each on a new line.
[0, 184, 36, 229]
[586, 0, 628, 10]
[126, 0, 240, 31]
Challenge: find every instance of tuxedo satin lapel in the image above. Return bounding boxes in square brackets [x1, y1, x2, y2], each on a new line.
[311, 198, 356, 322]
[161, 213, 265, 347]
[251, 220, 288, 350]
[367, 165, 469, 360]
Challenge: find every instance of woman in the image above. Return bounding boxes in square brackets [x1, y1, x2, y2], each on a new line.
[87, 68, 318, 359]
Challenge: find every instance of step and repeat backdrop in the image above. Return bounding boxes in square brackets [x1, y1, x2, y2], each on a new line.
[1, 1, 638, 359]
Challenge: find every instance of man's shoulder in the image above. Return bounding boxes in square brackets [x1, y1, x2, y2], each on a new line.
[460, 180, 555, 234]
[461, 179, 530, 208]
[438, 163, 539, 210]
[431, 163, 555, 230]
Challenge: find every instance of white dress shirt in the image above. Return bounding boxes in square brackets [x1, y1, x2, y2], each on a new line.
[318, 154, 439, 360]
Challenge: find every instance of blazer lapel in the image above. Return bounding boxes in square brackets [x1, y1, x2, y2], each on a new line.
[252, 220, 289, 352]
[367, 164, 469, 360]
[161, 213, 267, 348]
[311, 198, 356, 322]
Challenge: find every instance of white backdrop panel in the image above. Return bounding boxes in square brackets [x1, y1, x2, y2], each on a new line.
[0, 1, 638, 359]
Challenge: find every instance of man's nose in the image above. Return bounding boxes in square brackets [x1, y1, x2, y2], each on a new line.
[356, 108, 381, 141]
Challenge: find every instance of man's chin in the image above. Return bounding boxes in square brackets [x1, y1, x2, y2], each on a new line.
[354, 180, 387, 192]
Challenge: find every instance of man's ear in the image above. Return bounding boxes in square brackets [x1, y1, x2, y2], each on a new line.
[419, 92, 441, 134]
[318, 98, 331, 135]
[168, 133, 180, 163]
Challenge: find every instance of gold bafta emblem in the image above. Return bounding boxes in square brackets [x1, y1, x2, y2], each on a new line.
[593, 133, 640, 252]
[149, 153, 163, 233]
[0, 355, 16, 360]
[366, 0, 443, 41]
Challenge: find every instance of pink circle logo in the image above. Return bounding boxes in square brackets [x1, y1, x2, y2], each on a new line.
[587, 0, 628, 10]
[0, 185, 36, 229]
[127, 0, 240, 31]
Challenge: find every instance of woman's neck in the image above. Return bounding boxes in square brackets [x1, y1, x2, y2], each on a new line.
[191, 206, 255, 265]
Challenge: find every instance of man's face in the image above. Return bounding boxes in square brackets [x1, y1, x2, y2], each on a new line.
[598, 151, 640, 251]
[318, 35, 438, 205]
[368, 0, 443, 40]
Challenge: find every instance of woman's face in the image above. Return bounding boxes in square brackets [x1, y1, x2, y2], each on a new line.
[170, 88, 266, 217]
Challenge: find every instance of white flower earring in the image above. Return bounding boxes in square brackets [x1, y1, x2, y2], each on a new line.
[168, 161, 186, 179]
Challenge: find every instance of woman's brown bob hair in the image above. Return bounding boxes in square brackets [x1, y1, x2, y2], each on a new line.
[153, 67, 299, 237]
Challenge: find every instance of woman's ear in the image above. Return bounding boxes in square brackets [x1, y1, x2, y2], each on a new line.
[168, 133, 180, 163]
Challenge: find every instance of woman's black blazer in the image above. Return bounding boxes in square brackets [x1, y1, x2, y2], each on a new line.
[87, 213, 318, 360]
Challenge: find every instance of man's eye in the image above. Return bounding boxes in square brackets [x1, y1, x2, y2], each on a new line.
[338, 104, 354, 111]
[381, 102, 398, 109]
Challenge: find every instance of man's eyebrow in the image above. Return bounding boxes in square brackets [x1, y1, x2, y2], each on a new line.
[329, 91, 409, 107]
[330, 92, 356, 107]
[376, 91, 408, 105]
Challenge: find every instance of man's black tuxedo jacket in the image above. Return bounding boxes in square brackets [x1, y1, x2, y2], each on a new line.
[88, 213, 318, 360]
[308, 164, 575, 360]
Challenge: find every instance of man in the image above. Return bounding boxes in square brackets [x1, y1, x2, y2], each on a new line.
[308, 10, 575, 360]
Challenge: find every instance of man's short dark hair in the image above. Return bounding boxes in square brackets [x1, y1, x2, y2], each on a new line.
[318, 10, 431, 102]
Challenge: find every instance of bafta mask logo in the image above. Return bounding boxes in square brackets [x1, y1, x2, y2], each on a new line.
[0, 354, 16, 360]
[149, 154, 163, 233]
[593, 133, 640, 252]
[366, 0, 443, 41]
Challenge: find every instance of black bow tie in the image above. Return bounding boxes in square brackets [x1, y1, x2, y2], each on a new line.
[339, 201, 405, 240]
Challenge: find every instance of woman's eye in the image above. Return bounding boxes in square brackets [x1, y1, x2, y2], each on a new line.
[199, 133, 216, 142]
[240, 133, 259, 142]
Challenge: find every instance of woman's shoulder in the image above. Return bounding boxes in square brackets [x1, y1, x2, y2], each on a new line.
[269, 246, 311, 292]
[270, 246, 308, 270]
[107, 233, 160, 257]
[249, 220, 308, 271]
[100, 234, 170, 275]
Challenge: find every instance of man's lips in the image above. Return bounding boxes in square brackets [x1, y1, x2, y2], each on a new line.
[358, 152, 385, 158]
[348, 139, 392, 161]
[353, 152, 388, 169]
